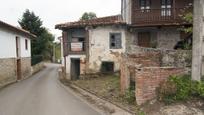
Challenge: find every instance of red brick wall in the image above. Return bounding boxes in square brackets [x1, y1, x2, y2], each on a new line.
[127, 52, 161, 67]
[120, 56, 130, 93]
[135, 67, 184, 105]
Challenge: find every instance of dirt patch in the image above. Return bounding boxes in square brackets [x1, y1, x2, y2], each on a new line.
[141, 98, 204, 115]
[60, 74, 204, 115]
[72, 75, 140, 114]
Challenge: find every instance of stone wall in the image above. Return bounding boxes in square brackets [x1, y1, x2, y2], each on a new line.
[135, 67, 185, 105]
[31, 62, 44, 74]
[0, 58, 17, 88]
[128, 46, 192, 67]
[157, 28, 180, 49]
[21, 57, 31, 79]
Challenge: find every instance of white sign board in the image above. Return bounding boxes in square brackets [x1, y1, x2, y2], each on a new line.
[71, 42, 83, 51]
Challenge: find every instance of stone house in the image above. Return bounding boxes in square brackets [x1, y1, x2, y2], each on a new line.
[55, 16, 127, 80]
[0, 20, 36, 87]
[56, 0, 194, 81]
[122, 0, 193, 51]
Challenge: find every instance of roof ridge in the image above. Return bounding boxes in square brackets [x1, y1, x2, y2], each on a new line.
[55, 15, 125, 29]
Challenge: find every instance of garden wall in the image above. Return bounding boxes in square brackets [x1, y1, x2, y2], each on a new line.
[120, 46, 191, 105]
[135, 67, 184, 105]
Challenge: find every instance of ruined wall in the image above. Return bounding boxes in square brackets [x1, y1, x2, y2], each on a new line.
[120, 47, 191, 105]
[87, 26, 126, 73]
[128, 46, 191, 67]
[0, 58, 17, 88]
[135, 67, 185, 105]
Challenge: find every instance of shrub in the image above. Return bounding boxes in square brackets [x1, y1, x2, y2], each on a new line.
[124, 87, 135, 104]
[31, 55, 43, 66]
[158, 75, 204, 104]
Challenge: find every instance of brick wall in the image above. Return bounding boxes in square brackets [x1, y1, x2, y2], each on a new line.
[135, 67, 184, 105]
[120, 47, 191, 105]
[0, 58, 17, 88]
[120, 55, 131, 93]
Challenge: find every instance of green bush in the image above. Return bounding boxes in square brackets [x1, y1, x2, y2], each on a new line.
[31, 55, 43, 66]
[124, 87, 135, 104]
[159, 75, 204, 104]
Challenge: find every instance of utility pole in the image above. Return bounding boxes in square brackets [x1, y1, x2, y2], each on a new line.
[192, 0, 203, 81]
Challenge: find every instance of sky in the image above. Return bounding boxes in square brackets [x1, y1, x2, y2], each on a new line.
[0, 0, 121, 41]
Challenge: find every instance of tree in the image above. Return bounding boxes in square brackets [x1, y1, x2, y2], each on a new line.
[18, 9, 54, 60]
[182, 12, 193, 33]
[80, 12, 97, 21]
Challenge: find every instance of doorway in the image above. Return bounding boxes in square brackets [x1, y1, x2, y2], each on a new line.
[71, 58, 80, 80]
[138, 32, 151, 48]
[17, 59, 21, 80]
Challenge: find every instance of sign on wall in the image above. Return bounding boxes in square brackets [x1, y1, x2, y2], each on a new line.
[71, 42, 83, 51]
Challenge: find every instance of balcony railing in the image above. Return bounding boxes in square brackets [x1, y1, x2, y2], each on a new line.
[132, 8, 192, 26]
[64, 42, 86, 55]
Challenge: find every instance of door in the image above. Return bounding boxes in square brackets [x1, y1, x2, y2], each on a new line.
[17, 59, 21, 80]
[71, 58, 80, 80]
[138, 32, 151, 47]
[16, 37, 20, 57]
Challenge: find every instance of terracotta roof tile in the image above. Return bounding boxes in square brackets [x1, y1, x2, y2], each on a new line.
[55, 15, 126, 29]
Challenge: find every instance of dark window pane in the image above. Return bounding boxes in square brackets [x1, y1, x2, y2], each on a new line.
[146, 0, 151, 6]
[110, 33, 122, 49]
[140, 0, 145, 7]
[166, 0, 172, 5]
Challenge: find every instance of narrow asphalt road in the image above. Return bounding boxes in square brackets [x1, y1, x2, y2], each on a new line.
[0, 63, 100, 115]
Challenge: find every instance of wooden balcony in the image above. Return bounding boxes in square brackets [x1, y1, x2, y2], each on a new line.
[131, 8, 192, 27]
[64, 42, 87, 55]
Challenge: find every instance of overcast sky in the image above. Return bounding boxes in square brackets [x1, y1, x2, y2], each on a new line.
[0, 0, 121, 40]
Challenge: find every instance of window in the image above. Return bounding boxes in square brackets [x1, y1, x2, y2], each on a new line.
[110, 33, 122, 49]
[161, 0, 172, 16]
[25, 39, 28, 50]
[100, 62, 114, 73]
[140, 0, 151, 10]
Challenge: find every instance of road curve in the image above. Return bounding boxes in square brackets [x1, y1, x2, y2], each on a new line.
[0, 63, 100, 115]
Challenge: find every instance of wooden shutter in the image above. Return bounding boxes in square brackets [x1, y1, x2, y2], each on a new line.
[115, 34, 122, 48]
[62, 31, 68, 56]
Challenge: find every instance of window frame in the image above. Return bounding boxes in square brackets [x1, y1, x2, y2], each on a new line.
[25, 39, 28, 50]
[139, 0, 151, 10]
[109, 33, 122, 49]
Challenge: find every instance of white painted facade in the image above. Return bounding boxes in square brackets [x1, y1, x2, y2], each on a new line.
[65, 55, 86, 78]
[0, 28, 31, 59]
[88, 26, 126, 72]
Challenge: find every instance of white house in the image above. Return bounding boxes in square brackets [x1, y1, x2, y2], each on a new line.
[0, 20, 36, 87]
[55, 15, 127, 80]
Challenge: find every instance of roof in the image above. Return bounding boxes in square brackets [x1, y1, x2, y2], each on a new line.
[0, 20, 36, 38]
[55, 15, 126, 29]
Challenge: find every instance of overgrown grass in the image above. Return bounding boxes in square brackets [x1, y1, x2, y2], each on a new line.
[159, 75, 204, 104]
[72, 74, 139, 113]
